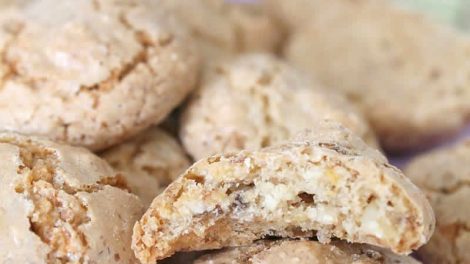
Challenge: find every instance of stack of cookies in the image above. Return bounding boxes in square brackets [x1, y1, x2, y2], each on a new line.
[0, 0, 468, 263]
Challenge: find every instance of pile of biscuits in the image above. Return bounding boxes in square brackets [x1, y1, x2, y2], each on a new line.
[0, 0, 469, 263]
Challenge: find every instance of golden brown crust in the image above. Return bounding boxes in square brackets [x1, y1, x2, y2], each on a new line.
[133, 121, 434, 263]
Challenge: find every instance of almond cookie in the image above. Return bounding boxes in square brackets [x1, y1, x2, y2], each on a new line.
[101, 127, 191, 207]
[0, 132, 143, 263]
[405, 140, 470, 264]
[281, 0, 470, 152]
[0, 0, 199, 151]
[195, 239, 421, 264]
[133, 121, 434, 263]
[180, 53, 377, 160]
[159, 0, 282, 63]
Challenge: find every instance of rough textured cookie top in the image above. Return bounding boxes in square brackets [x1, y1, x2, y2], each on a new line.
[281, 0, 470, 152]
[0, 132, 143, 263]
[195, 239, 421, 264]
[180, 54, 377, 160]
[101, 127, 191, 207]
[133, 121, 434, 263]
[405, 140, 470, 264]
[0, 0, 199, 150]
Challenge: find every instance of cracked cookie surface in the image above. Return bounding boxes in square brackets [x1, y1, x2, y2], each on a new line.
[277, 0, 470, 152]
[0, 132, 143, 263]
[180, 54, 377, 160]
[195, 239, 421, 264]
[405, 140, 470, 264]
[133, 121, 433, 263]
[101, 127, 191, 207]
[0, 0, 199, 151]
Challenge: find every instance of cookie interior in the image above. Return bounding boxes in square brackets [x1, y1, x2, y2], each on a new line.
[133, 131, 432, 262]
[3, 136, 128, 263]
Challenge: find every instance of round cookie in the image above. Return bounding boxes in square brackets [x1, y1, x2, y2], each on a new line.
[180, 53, 377, 160]
[101, 127, 191, 207]
[0, 132, 143, 263]
[281, 0, 470, 152]
[195, 239, 421, 264]
[0, 0, 199, 151]
[133, 121, 434, 263]
[158, 0, 282, 63]
[405, 140, 470, 264]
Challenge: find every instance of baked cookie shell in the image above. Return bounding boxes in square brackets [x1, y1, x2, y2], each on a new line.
[0, 132, 143, 263]
[180, 54, 377, 160]
[0, 0, 199, 151]
[101, 127, 191, 206]
[195, 239, 421, 264]
[134, 122, 434, 263]
[282, 0, 470, 152]
[405, 140, 470, 264]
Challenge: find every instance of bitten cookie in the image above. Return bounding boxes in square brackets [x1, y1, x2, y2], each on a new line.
[0, 0, 199, 151]
[101, 127, 191, 207]
[159, 0, 282, 62]
[133, 121, 434, 263]
[195, 239, 421, 264]
[0, 132, 143, 263]
[280, 0, 470, 152]
[405, 140, 470, 264]
[180, 53, 377, 160]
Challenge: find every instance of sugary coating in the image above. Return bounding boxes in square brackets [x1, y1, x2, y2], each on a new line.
[101, 127, 191, 206]
[0, 132, 143, 263]
[195, 239, 421, 264]
[180, 53, 377, 160]
[0, 0, 199, 150]
[405, 140, 470, 264]
[133, 121, 434, 263]
[278, 0, 470, 152]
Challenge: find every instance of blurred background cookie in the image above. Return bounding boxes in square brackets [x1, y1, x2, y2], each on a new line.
[180, 53, 377, 160]
[405, 140, 470, 264]
[267, 0, 470, 153]
[159, 0, 283, 63]
[0, 132, 143, 263]
[101, 127, 190, 206]
[0, 0, 199, 151]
